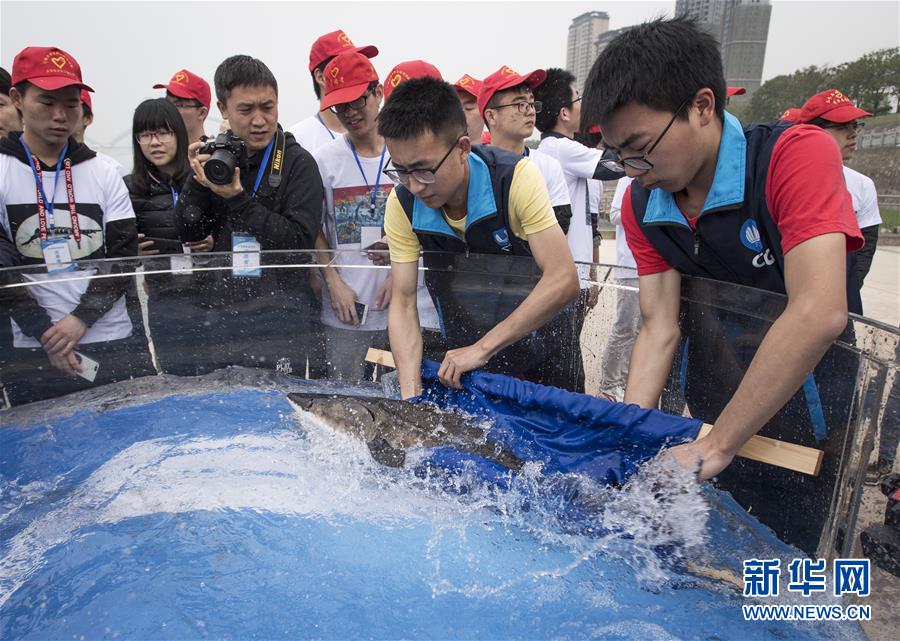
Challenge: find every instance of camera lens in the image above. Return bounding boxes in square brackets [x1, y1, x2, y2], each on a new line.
[204, 151, 236, 185]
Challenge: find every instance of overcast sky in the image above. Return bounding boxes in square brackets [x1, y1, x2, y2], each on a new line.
[1, 0, 897, 154]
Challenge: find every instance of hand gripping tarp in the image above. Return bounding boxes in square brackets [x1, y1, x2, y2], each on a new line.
[411, 361, 703, 486]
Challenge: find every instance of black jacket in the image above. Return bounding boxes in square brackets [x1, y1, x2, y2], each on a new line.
[125, 173, 184, 254]
[174, 128, 323, 304]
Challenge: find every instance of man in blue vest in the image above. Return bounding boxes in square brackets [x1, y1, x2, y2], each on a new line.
[581, 18, 863, 482]
[379, 77, 579, 399]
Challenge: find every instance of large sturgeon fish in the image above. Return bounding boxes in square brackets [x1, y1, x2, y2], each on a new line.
[287, 393, 524, 472]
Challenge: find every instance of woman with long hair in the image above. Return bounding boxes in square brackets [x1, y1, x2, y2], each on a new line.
[125, 98, 213, 374]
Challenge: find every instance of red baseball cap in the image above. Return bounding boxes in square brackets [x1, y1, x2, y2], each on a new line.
[153, 69, 211, 108]
[726, 86, 746, 97]
[453, 74, 483, 100]
[320, 51, 380, 110]
[477, 65, 547, 117]
[780, 107, 801, 122]
[11, 46, 93, 92]
[309, 29, 378, 71]
[798, 89, 871, 124]
[384, 60, 442, 100]
[80, 88, 92, 112]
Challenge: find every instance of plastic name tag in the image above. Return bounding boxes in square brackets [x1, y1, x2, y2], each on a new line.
[170, 244, 193, 275]
[360, 226, 382, 250]
[232, 233, 261, 277]
[41, 236, 76, 274]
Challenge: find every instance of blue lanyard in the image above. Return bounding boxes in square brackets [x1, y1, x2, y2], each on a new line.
[348, 139, 387, 212]
[251, 137, 275, 199]
[523, 147, 530, 157]
[170, 186, 179, 208]
[20, 137, 68, 222]
[317, 112, 336, 140]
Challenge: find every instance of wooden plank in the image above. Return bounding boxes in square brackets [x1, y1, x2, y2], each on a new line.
[363, 348, 823, 476]
[696, 424, 823, 477]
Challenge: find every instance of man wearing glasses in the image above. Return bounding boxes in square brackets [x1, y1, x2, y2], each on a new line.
[794, 89, 880, 289]
[153, 69, 212, 143]
[379, 77, 579, 399]
[311, 51, 440, 380]
[581, 18, 864, 487]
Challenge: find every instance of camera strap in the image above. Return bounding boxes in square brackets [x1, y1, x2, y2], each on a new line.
[268, 128, 285, 189]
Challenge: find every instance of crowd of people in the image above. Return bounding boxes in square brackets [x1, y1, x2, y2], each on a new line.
[0, 18, 886, 484]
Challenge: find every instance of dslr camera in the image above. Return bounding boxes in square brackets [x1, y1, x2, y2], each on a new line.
[198, 131, 247, 185]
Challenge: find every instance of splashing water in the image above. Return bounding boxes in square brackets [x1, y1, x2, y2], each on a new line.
[0, 379, 865, 640]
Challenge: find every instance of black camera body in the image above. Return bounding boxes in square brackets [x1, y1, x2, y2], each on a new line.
[198, 131, 248, 185]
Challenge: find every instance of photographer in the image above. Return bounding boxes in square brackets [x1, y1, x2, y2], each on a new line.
[175, 55, 324, 373]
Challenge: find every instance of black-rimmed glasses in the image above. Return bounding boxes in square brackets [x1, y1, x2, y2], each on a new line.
[383, 135, 465, 186]
[330, 90, 374, 115]
[489, 100, 543, 115]
[600, 99, 689, 174]
[169, 99, 204, 111]
[136, 130, 175, 145]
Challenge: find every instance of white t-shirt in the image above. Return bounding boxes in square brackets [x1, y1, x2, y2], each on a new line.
[525, 148, 570, 207]
[609, 176, 638, 280]
[96, 151, 126, 178]
[536, 134, 602, 263]
[843, 165, 881, 229]
[0, 153, 136, 347]
[289, 114, 339, 155]
[314, 135, 439, 331]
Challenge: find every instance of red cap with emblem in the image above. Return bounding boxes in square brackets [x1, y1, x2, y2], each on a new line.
[779, 107, 801, 122]
[309, 29, 378, 71]
[384, 60, 442, 101]
[320, 51, 380, 110]
[12, 46, 93, 92]
[477, 66, 547, 117]
[153, 69, 211, 108]
[798, 89, 872, 124]
[726, 86, 746, 97]
[453, 74, 483, 100]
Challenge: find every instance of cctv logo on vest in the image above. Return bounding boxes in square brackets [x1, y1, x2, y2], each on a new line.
[740, 219, 774, 268]
[492, 228, 512, 252]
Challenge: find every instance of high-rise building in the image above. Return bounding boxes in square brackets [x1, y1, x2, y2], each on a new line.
[594, 26, 634, 59]
[567, 11, 609, 91]
[675, 0, 771, 94]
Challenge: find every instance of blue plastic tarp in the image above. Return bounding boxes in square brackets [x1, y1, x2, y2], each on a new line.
[412, 360, 703, 486]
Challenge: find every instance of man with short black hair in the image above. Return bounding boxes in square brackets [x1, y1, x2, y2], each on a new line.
[581, 18, 863, 486]
[288, 29, 378, 154]
[0, 67, 23, 137]
[534, 68, 618, 269]
[154, 69, 212, 142]
[379, 77, 580, 399]
[175, 54, 324, 371]
[1, 46, 152, 403]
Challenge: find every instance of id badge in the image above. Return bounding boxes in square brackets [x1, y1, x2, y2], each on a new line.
[232, 233, 261, 277]
[41, 236, 76, 274]
[170, 244, 193, 275]
[360, 226, 382, 250]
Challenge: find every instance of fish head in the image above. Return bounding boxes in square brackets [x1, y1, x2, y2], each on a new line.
[287, 393, 377, 439]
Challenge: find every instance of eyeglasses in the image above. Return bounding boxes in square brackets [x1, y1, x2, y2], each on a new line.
[489, 100, 543, 115]
[822, 121, 865, 134]
[383, 135, 464, 186]
[330, 90, 373, 115]
[136, 130, 175, 145]
[169, 99, 204, 110]
[599, 99, 689, 174]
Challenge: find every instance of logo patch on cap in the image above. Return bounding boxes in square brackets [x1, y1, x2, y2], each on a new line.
[459, 75, 473, 86]
[174, 72, 187, 84]
[50, 55, 68, 70]
[825, 90, 848, 105]
[338, 32, 352, 46]
[389, 71, 409, 88]
[500, 66, 517, 77]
